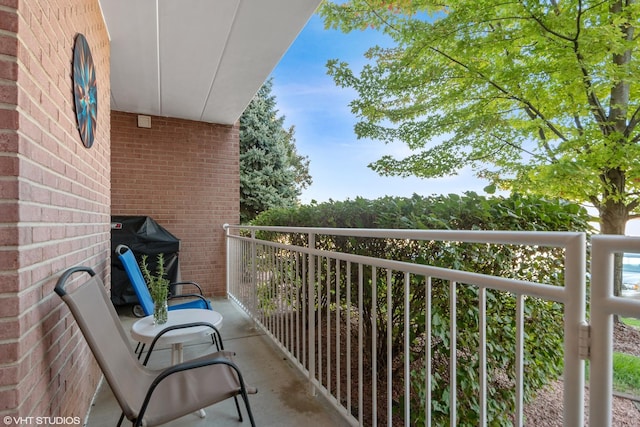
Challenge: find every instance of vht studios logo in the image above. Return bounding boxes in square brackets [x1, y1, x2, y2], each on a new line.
[3, 416, 81, 426]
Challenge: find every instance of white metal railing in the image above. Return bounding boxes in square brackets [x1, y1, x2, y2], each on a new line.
[589, 235, 640, 426]
[222, 225, 636, 426]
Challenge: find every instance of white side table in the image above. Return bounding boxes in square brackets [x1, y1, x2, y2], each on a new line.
[131, 308, 223, 364]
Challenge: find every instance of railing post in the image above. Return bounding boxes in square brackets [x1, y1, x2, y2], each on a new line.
[251, 228, 257, 323]
[589, 236, 613, 427]
[563, 233, 586, 427]
[224, 224, 230, 296]
[308, 232, 316, 396]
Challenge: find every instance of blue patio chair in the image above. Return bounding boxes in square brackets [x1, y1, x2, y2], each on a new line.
[116, 244, 213, 314]
[115, 244, 221, 353]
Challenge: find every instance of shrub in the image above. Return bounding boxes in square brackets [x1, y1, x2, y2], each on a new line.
[253, 192, 592, 425]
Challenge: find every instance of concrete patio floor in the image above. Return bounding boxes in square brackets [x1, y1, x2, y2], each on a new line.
[85, 299, 351, 427]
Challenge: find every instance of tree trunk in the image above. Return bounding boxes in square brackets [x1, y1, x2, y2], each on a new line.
[599, 195, 628, 236]
[598, 175, 629, 322]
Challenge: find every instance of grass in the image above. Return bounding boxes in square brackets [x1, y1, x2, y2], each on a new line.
[585, 318, 640, 396]
[621, 317, 640, 329]
[585, 352, 640, 397]
[612, 352, 640, 395]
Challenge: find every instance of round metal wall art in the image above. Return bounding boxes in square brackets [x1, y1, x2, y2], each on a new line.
[72, 33, 97, 148]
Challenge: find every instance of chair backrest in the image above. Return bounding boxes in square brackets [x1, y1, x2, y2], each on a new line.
[116, 244, 154, 315]
[54, 267, 147, 418]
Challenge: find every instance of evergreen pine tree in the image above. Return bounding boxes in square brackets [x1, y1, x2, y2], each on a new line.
[239, 79, 311, 223]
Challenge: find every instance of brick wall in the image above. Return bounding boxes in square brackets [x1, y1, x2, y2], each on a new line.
[0, 0, 110, 423]
[111, 111, 240, 297]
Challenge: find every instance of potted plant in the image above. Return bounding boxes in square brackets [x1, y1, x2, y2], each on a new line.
[140, 253, 170, 324]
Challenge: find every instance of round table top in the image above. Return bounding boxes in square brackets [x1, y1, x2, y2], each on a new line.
[130, 308, 223, 345]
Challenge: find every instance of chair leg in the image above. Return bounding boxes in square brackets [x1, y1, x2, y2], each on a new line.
[116, 412, 124, 427]
[240, 389, 256, 427]
[211, 328, 224, 351]
[210, 334, 218, 351]
[233, 395, 243, 422]
[136, 343, 146, 360]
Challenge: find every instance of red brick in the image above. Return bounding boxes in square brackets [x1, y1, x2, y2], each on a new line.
[111, 112, 239, 296]
[2, 0, 110, 421]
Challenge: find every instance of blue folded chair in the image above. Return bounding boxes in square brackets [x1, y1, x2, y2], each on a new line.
[116, 244, 213, 315]
[116, 244, 221, 355]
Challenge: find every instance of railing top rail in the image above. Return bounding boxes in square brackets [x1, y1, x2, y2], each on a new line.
[224, 224, 584, 248]
[591, 234, 640, 253]
[591, 234, 640, 318]
[229, 233, 568, 303]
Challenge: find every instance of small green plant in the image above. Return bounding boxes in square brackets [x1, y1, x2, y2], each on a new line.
[140, 253, 169, 303]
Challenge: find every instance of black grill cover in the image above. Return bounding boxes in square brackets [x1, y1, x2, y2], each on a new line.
[111, 216, 180, 306]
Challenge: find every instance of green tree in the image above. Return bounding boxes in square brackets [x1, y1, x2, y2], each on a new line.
[320, 0, 639, 237]
[240, 79, 311, 223]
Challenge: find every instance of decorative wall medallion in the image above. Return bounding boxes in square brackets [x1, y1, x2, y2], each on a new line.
[72, 33, 97, 148]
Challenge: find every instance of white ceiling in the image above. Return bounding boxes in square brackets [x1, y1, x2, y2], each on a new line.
[99, 0, 322, 125]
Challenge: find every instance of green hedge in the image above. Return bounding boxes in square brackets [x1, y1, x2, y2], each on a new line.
[253, 192, 592, 425]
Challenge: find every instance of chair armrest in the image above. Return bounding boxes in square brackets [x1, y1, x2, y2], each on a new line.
[136, 352, 251, 427]
[167, 293, 208, 304]
[169, 281, 204, 295]
[141, 322, 223, 366]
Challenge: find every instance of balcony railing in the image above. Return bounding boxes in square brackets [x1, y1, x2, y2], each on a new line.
[224, 225, 640, 426]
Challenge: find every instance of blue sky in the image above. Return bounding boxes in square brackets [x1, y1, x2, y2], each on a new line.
[269, 14, 490, 205]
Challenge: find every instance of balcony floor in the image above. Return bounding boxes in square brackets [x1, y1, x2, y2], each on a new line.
[85, 299, 350, 427]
